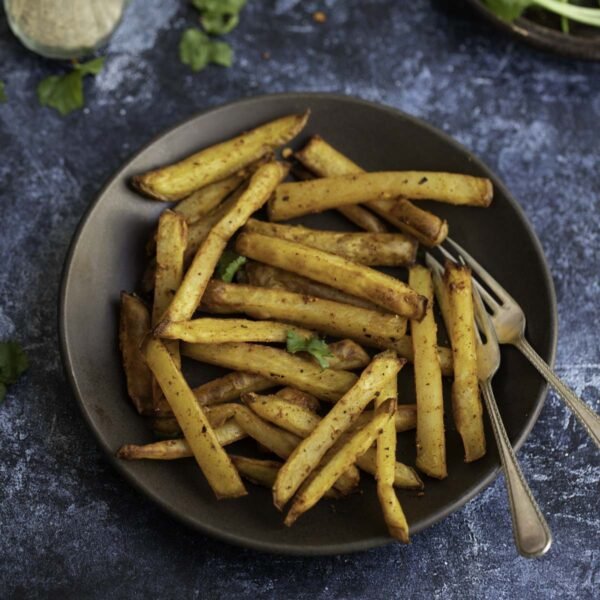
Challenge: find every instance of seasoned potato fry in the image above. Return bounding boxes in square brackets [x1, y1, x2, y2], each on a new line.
[143, 337, 246, 498]
[174, 172, 246, 223]
[235, 232, 426, 319]
[184, 185, 246, 264]
[276, 387, 321, 412]
[284, 399, 395, 526]
[182, 342, 358, 402]
[244, 392, 321, 438]
[132, 112, 308, 200]
[151, 416, 181, 437]
[409, 265, 447, 479]
[324, 339, 370, 370]
[244, 219, 417, 266]
[230, 455, 281, 488]
[204, 403, 240, 428]
[157, 318, 313, 344]
[369, 197, 448, 247]
[116, 420, 246, 460]
[202, 281, 408, 356]
[375, 375, 409, 542]
[292, 161, 387, 233]
[352, 404, 417, 433]
[444, 261, 486, 463]
[152, 211, 187, 414]
[356, 449, 423, 490]
[160, 162, 288, 325]
[295, 136, 449, 246]
[193, 371, 274, 406]
[269, 171, 493, 221]
[119, 293, 153, 415]
[245, 262, 379, 311]
[273, 350, 403, 509]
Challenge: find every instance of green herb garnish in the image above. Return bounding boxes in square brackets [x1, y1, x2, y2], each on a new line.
[192, 0, 247, 35]
[0, 341, 28, 404]
[216, 250, 247, 283]
[0, 81, 7, 103]
[179, 28, 234, 71]
[37, 57, 105, 116]
[482, 0, 600, 27]
[286, 331, 333, 370]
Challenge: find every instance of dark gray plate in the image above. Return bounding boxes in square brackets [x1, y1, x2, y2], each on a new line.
[466, 0, 600, 61]
[59, 93, 557, 555]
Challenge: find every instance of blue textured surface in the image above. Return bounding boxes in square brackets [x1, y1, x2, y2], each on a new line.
[0, 1, 598, 598]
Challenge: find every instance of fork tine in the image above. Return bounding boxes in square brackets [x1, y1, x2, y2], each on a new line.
[472, 278, 501, 314]
[437, 244, 458, 265]
[471, 279, 499, 349]
[424, 252, 444, 276]
[445, 237, 516, 304]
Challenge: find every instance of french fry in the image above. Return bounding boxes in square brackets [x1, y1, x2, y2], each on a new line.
[284, 398, 396, 526]
[193, 371, 274, 406]
[444, 261, 486, 463]
[143, 337, 247, 498]
[243, 392, 321, 438]
[295, 136, 449, 246]
[174, 172, 246, 223]
[409, 265, 447, 479]
[156, 318, 314, 344]
[116, 420, 246, 460]
[356, 449, 423, 490]
[243, 219, 417, 267]
[160, 162, 288, 325]
[132, 112, 308, 200]
[152, 211, 187, 414]
[202, 281, 409, 357]
[375, 374, 409, 542]
[269, 171, 493, 221]
[182, 342, 358, 402]
[245, 262, 380, 311]
[235, 232, 426, 319]
[276, 388, 321, 412]
[231, 404, 358, 494]
[352, 404, 417, 433]
[291, 161, 387, 233]
[230, 455, 340, 499]
[324, 339, 370, 370]
[151, 416, 181, 437]
[369, 197, 448, 247]
[119, 293, 153, 415]
[273, 350, 403, 509]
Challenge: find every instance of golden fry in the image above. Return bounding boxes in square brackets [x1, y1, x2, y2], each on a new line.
[133, 112, 308, 200]
[229, 455, 281, 488]
[356, 450, 423, 490]
[143, 337, 246, 498]
[275, 387, 321, 412]
[325, 339, 370, 371]
[182, 342, 358, 402]
[244, 219, 417, 266]
[193, 371, 274, 406]
[409, 265, 447, 479]
[119, 293, 153, 415]
[235, 232, 426, 319]
[444, 261, 486, 463]
[375, 374, 409, 542]
[157, 318, 313, 344]
[273, 350, 403, 509]
[160, 162, 288, 325]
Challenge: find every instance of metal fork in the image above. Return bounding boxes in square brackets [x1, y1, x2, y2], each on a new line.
[427, 253, 552, 558]
[439, 238, 600, 450]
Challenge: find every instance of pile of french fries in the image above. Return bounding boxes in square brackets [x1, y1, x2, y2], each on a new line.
[118, 111, 493, 542]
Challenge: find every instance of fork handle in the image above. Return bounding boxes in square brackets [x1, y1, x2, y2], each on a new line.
[480, 380, 552, 558]
[515, 338, 600, 449]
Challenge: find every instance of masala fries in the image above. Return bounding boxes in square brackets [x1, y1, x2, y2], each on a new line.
[117, 110, 497, 541]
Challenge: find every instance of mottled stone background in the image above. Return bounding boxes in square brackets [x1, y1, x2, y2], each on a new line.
[0, 1, 598, 598]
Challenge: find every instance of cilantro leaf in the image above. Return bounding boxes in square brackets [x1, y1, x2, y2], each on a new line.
[286, 331, 333, 369]
[482, 0, 600, 26]
[482, 0, 530, 20]
[0, 341, 28, 404]
[216, 250, 247, 282]
[210, 41, 234, 67]
[37, 58, 105, 116]
[179, 29, 234, 71]
[191, 0, 246, 35]
[0, 81, 6, 103]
